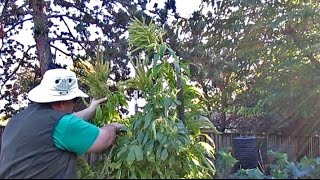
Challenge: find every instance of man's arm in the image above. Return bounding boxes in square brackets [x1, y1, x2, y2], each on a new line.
[87, 123, 125, 153]
[53, 115, 126, 155]
[74, 97, 107, 120]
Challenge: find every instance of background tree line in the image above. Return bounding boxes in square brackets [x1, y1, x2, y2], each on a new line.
[1, 0, 320, 136]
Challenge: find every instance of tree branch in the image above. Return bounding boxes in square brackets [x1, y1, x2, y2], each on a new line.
[50, 44, 71, 56]
[0, 0, 10, 23]
[290, 33, 320, 69]
[0, 45, 36, 94]
[0, 36, 4, 56]
[51, 37, 92, 44]
[60, 16, 87, 50]
[4, 18, 33, 33]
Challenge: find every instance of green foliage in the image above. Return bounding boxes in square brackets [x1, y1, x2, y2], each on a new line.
[231, 0, 320, 134]
[77, 156, 96, 179]
[214, 149, 238, 179]
[78, 45, 128, 126]
[166, 0, 320, 134]
[266, 150, 320, 179]
[128, 17, 165, 54]
[267, 150, 290, 179]
[232, 168, 266, 179]
[214, 149, 320, 179]
[80, 18, 217, 179]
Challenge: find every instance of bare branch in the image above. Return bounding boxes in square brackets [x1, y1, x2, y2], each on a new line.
[1, 0, 32, 25]
[60, 16, 87, 50]
[0, 0, 10, 23]
[4, 18, 33, 33]
[51, 44, 76, 63]
[49, 14, 82, 22]
[51, 37, 95, 44]
[0, 45, 36, 93]
[0, 37, 4, 56]
[50, 44, 71, 56]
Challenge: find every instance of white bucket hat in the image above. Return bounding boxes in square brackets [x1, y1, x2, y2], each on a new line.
[28, 68, 89, 103]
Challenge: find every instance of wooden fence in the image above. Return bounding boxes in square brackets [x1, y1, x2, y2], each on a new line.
[200, 129, 320, 162]
[1, 126, 320, 164]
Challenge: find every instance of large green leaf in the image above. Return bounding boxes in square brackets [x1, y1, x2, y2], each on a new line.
[134, 146, 144, 161]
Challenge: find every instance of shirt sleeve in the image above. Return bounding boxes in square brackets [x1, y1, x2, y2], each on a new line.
[53, 114, 100, 155]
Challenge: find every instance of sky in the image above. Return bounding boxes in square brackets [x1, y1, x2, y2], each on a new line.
[148, 0, 202, 18]
[0, 0, 203, 120]
[0, 0, 203, 68]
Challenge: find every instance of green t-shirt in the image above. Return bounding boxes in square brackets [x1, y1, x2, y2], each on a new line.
[53, 114, 99, 155]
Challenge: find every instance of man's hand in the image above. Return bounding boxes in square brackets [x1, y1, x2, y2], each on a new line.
[89, 97, 108, 109]
[109, 123, 127, 134]
[74, 97, 108, 120]
[88, 123, 127, 153]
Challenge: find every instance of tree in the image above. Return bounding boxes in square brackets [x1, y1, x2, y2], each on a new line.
[0, 0, 170, 118]
[162, 0, 265, 132]
[236, 0, 320, 135]
[160, 0, 320, 135]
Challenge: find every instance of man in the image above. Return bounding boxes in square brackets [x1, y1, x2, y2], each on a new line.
[0, 68, 125, 179]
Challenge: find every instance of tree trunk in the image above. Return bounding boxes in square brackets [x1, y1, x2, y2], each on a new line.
[30, 0, 52, 75]
[177, 74, 185, 124]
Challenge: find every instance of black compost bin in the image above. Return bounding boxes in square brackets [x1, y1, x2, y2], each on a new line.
[233, 136, 258, 169]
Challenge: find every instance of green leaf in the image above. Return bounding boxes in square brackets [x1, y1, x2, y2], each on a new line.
[129, 172, 137, 179]
[146, 152, 155, 163]
[153, 53, 160, 65]
[198, 142, 215, 156]
[156, 167, 164, 178]
[180, 62, 190, 76]
[198, 116, 220, 133]
[163, 97, 171, 109]
[117, 145, 128, 158]
[151, 122, 157, 139]
[95, 105, 103, 121]
[142, 132, 149, 145]
[156, 133, 164, 142]
[127, 147, 136, 165]
[190, 155, 200, 166]
[203, 157, 216, 176]
[169, 155, 176, 167]
[158, 44, 167, 57]
[152, 64, 162, 77]
[134, 146, 144, 161]
[137, 169, 148, 179]
[167, 47, 176, 57]
[161, 148, 169, 161]
[161, 135, 167, 144]
[143, 111, 152, 129]
[173, 60, 181, 73]
[116, 169, 122, 179]
[144, 141, 154, 156]
[201, 133, 215, 145]
[185, 86, 203, 97]
[137, 131, 144, 144]
[156, 146, 162, 160]
[134, 117, 142, 130]
[174, 99, 181, 105]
